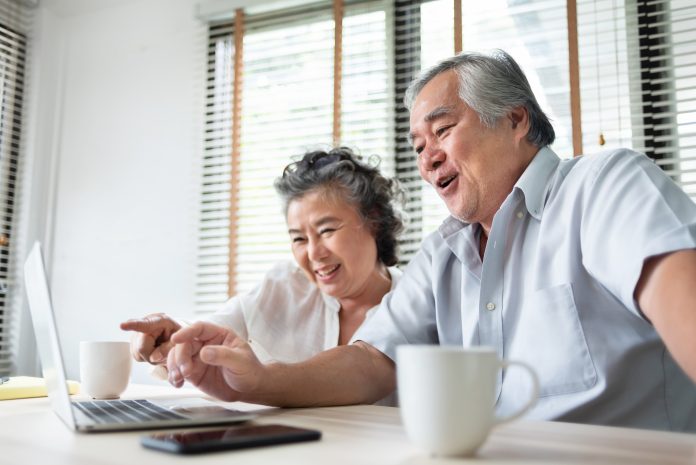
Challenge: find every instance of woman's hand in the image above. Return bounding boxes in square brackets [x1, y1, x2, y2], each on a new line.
[167, 321, 265, 402]
[120, 313, 182, 365]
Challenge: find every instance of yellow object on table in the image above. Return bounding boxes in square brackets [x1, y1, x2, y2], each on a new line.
[0, 376, 80, 400]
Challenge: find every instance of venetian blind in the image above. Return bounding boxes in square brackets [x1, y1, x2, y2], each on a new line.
[392, 0, 425, 263]
[0, 0, 29, 376]
[196, 1, 391, 312]
[414, 0, 454, 245]
[577, 0, 696, 199]
[395, 0, 574, 258]
[341, 1, 393, 176]
[577, 0, 635, 154]
[197, 21, 236, 313]
[235, 5, 335, 295]
[635, 0, 696, 197]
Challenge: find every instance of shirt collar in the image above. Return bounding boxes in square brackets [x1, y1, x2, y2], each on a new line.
[513, 146, 560, 221]
[437, 146, 560, 233]
[437, 146, 561, 262]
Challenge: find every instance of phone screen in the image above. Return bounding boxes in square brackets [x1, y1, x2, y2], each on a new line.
[141, 424, 321, 454]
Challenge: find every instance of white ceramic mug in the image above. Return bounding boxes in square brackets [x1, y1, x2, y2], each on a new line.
[397, 345, 539, 457]
[79, 341, 131, 399]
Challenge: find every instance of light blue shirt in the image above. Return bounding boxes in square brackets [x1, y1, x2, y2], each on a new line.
[353, 147, 696, 431]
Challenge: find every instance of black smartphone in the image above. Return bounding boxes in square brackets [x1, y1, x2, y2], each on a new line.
[140, 424, 321, 454]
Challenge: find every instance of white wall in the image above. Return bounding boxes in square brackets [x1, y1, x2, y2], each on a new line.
[27, 0, 207, 383]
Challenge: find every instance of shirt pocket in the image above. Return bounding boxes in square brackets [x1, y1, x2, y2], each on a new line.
[506, 283, 597, 397]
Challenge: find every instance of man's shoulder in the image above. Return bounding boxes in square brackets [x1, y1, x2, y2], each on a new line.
[565, 147, 650, 175]
[555, 148, 654, 188]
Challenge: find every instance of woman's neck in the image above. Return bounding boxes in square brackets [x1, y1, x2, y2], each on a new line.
[338, 264, 391, 316]
[337, 264, 391, 345]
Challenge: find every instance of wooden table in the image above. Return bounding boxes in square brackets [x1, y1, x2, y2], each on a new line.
[1, 384, 695, 464]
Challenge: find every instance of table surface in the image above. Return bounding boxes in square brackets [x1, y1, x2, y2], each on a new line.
[1, 384, 695, 464]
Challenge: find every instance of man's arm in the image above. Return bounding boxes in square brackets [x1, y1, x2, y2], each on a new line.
[168, 321, 396, 407]
[230, 342, 396, 407]
[635, 249, 696, 383]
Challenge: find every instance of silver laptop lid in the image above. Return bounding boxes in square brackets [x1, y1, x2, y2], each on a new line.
[23, 242, 77, 430]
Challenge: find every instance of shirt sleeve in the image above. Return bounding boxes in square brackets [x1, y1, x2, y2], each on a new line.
[580, 148, 696, 318]
[351, 236, 441, 361]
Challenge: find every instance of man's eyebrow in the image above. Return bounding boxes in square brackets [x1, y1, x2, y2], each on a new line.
[408, 105, 455, 145]
[424, 105, 454, 123]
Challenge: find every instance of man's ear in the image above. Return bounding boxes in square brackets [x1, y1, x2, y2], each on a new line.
[508, 106, 530, 143]
[508, 106, 528, 130]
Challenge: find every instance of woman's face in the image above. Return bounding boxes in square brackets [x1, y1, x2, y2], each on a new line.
[286, 189, 380, 301]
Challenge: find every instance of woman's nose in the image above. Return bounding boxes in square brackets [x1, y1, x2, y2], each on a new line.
[307, 238, 328, 261]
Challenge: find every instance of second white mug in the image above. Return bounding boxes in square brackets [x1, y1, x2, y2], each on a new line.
[397, 345, 539, 457]
[79, 341, 131, 399]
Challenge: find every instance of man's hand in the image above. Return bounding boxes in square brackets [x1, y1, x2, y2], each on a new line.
[120, 313, 182, 365]
[167, 321, 264, 402]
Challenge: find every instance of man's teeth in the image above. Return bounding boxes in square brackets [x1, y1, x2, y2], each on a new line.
[439, 175, 456, 188]
[316, 265, 339, 277]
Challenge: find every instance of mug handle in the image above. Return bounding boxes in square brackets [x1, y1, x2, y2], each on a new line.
[493, 359, 540, 426]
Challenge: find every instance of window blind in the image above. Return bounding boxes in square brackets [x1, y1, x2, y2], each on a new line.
[196, 1, 392, 312]
[197, 0, 696, 312]
[341, 1, 393, 176]
[0, 0, 29, 376]
[236, 6, 335, 294]
[415, 0, 454, 244]
[577, 0, 696, 199]
[577, 0, 634, 153]
[636, 0, 696, 197]
[392, 0, 424, 263]
[196, 21, 236, 313]
[395, 0, 574, 254]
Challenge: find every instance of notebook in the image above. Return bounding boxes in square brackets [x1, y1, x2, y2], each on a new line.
[0, 376, 79, 400]
[23, 241, 256, 432]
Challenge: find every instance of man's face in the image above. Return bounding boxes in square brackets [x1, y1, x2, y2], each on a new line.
[408, 70, 528, 228]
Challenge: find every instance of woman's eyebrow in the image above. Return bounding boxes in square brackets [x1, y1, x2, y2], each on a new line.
[314, 216, 341, 228]
[288, 216, 341, 234]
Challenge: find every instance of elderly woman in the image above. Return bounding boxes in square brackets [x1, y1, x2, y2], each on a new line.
[121, 147, 403, 384]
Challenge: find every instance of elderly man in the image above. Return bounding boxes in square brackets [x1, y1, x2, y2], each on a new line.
[166, 50, 696, 431]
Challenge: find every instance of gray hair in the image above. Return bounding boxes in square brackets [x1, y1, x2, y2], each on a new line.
[274, 147, 405, 267]
[404, 49, 555, 147]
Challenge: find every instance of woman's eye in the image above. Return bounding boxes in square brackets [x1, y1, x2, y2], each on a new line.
[291, 237, 306, 243]
[319, 228, 336, 236]
[415, 146, 423, 155]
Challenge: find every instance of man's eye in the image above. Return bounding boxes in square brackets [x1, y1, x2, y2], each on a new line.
[415, 146, 423, 155]
[436, 125, 452, 137]
[319, 228, 336, 236]
[291, 237, 306, 243]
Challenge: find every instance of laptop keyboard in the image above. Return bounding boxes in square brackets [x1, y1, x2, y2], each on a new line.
[74, 399, 187, 424]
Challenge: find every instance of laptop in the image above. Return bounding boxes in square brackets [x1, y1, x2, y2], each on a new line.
[23, 241, 256, 432]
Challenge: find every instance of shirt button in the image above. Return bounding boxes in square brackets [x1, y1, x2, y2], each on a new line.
[516, 211, 524, 219]
[486, 302, 496, 311]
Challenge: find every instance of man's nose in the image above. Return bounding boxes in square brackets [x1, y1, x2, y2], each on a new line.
[420, 142, 445, 171]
